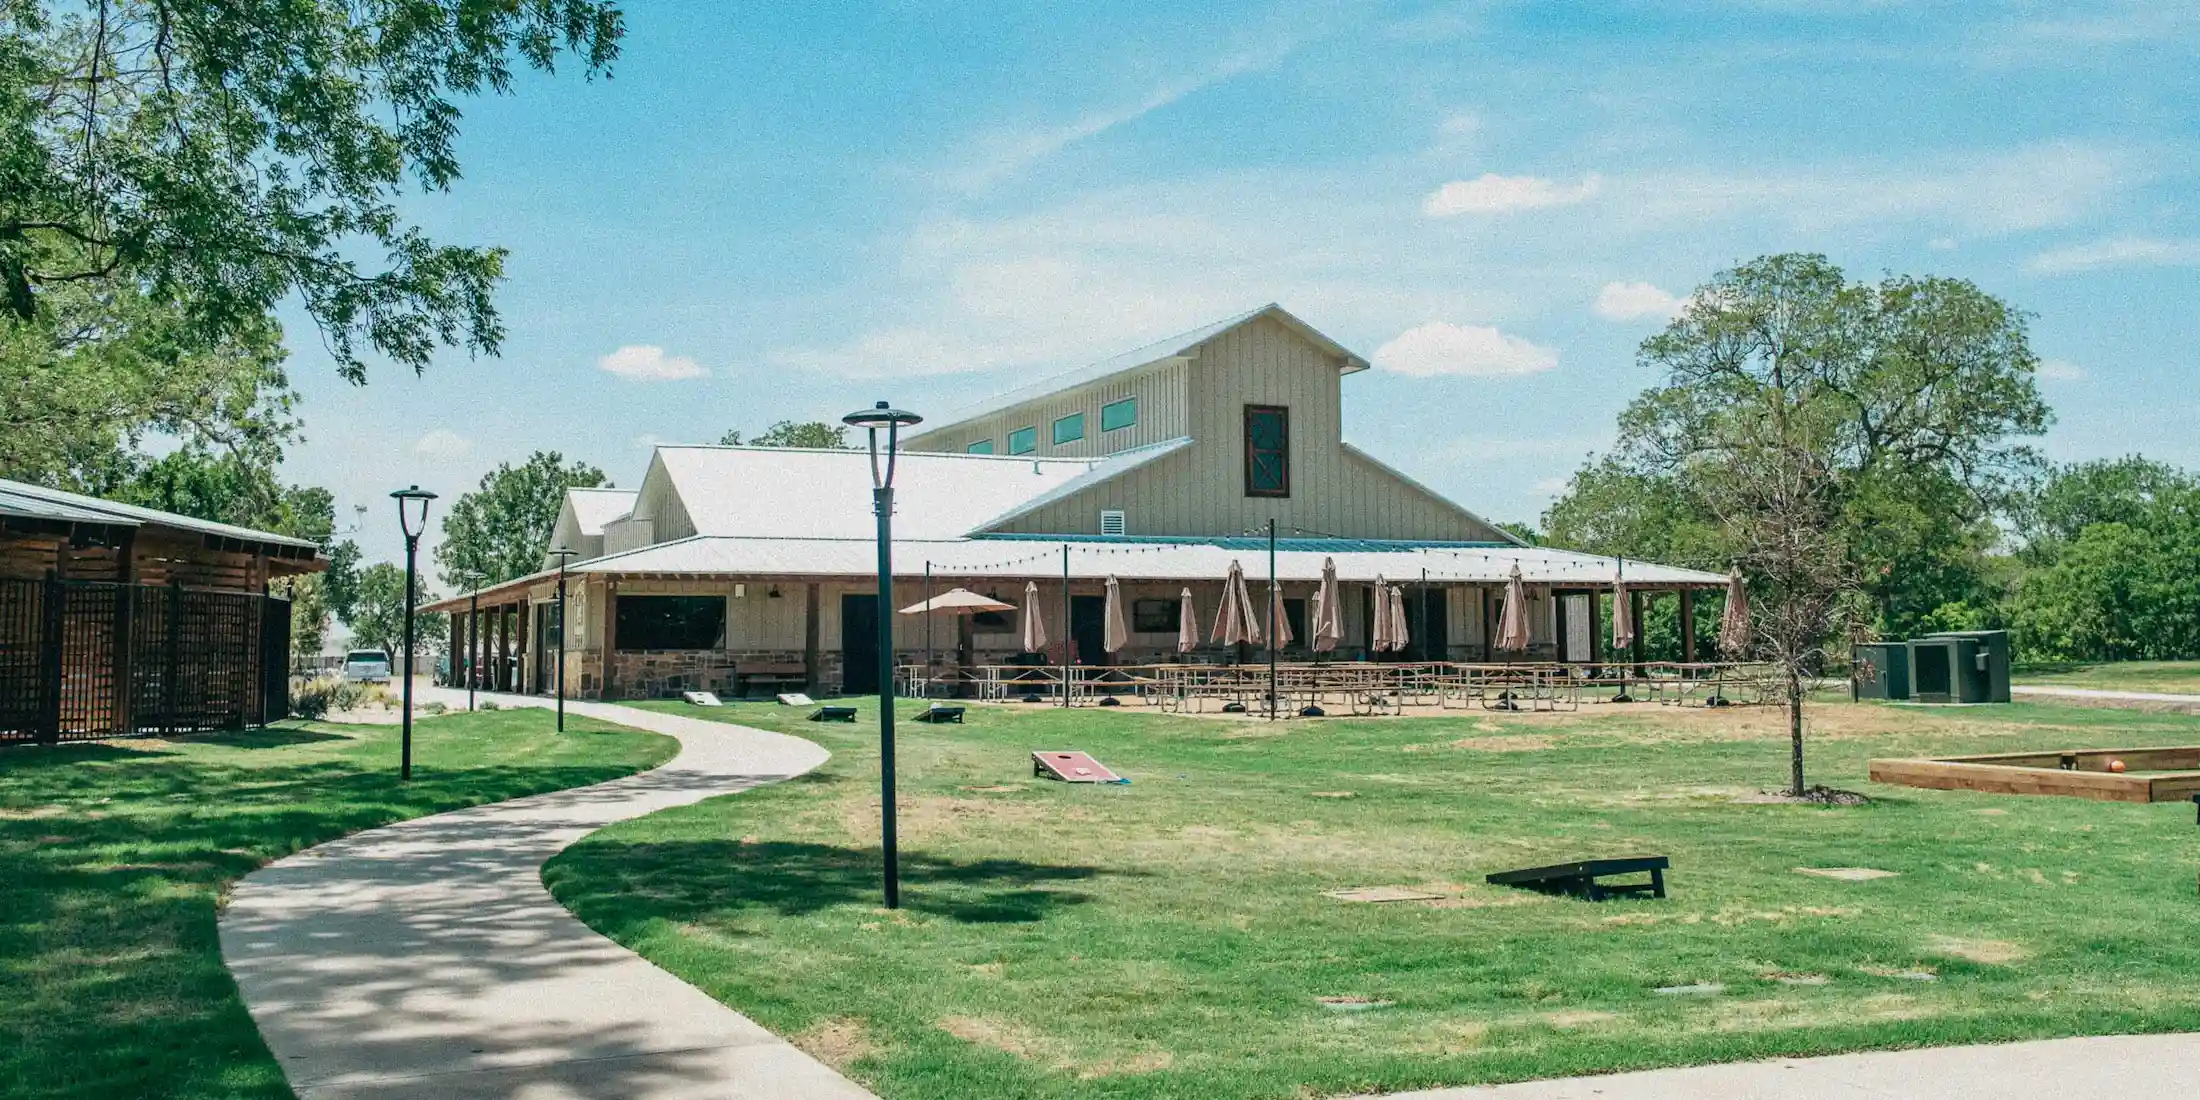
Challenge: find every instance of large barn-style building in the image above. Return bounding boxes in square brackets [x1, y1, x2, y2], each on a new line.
[428, 305, 1726, 700]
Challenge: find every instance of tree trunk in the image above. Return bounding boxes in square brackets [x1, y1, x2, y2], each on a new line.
[1788, 670, 1806, 796]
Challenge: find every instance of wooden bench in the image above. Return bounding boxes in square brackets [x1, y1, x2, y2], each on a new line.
[1486, 855, 1669, 900]
[736, 661, 808, 699]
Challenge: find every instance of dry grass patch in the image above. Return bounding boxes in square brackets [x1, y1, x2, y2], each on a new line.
[795, 1016, 878, 1069]
[938, 1014, 1063, 1063]
[1925, 935, 2028, 965]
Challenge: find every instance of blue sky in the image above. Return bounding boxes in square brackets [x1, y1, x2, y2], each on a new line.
[283, 1, 2200, 567]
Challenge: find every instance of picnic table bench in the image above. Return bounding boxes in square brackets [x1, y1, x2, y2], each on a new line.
[1486, 855, 1669, 900]
[736, 661, 808, 699]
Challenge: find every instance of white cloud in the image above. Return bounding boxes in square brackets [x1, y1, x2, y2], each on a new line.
[1374, 322, 1558, 377]
[1594, 280, 1686, 322]
[598, 344, 709, 381]
[2027, 236, 2200, 275]
[1423, 173, 1603, 216]
[1928, 237, 1960, 251]
[412, 429, 472, 460]
[2036, 359, 2088, 382]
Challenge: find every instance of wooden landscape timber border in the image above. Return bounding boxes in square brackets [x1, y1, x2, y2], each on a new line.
[1869, 746, 2200, 804]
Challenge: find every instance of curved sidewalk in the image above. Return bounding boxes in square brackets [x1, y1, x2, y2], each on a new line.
[218, 689, 881, 1100]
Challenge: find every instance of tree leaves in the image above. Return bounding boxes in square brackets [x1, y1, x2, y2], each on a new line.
[434, 450, 607, 589]
[2, 0, 623, 380]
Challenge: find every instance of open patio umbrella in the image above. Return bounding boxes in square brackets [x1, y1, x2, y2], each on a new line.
[1386, 584, 1410, 654]
[1176, 587, 1200, 654]
[1310, 557, 1343, 654]
[898, 588, 1014, 616]
[1496, 563, 1532, 653]
[1212, 560, 1261, 647]
[1103, 575, 1130, 654]
[1718, 565, 1751, 657]
[1019, 579, 1048, 654]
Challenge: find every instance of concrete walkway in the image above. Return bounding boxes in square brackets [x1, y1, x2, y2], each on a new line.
[219, 689, 880, 1100]
[2015, 684, 2200, 712]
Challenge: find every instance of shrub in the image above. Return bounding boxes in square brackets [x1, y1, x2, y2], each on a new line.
[481, 700, 501, 711]
[291, 677, 376, 721]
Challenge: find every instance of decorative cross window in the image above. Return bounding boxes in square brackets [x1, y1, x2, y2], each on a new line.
[1244, 405, 1289, 497]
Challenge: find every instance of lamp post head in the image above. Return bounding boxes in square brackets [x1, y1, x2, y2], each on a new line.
[548, 545, 578, 566]
[391, 486, 438, 541]
[843, 400, 923, 490]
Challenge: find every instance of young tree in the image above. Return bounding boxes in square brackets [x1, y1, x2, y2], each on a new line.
[719, 420, 851, 448]
[435, 452, 608, 589]
[2, 0, 624, 382]
[1570, 254, 2049, 794]
[321, 539, 364, 624]
[349, 562, 446, 659]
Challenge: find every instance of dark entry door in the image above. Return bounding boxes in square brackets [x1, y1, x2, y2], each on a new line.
[1070, 595, 1107, 665]
[1418, 589, 1448, 661]
[842, 594, 879, 695]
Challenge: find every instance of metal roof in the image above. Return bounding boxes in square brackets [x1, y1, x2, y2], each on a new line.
[570, 536, 1728, 587]
[907, 304, 1372, 442]
[566, 488, 639, 537]
[967, 437, 1193, 530]
[650, 445, 1110, 540]
[0, 477, 321, 550]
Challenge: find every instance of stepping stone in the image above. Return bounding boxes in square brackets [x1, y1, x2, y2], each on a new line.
[1654, 982, 1724, 995]
[1324, 885, 1447, 903]
[1795, 867, 1900, 881]
[1311, 791, 1356, 798]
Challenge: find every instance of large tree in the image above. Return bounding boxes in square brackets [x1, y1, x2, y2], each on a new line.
[2010, 458, 2200, 661]
[1548, 254, 2050, 794]
[350, 560, 444, 659]
[719, 420, 850, 448]
[435, 450, 606, 589]
[2, 0, 623, 382]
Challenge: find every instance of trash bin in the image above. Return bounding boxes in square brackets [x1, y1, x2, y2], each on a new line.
[1851, 643, 1911, 701]
[1924, 630, 2011, 703]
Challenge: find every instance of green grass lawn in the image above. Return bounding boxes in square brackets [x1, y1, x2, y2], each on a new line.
[0, 709, 675, 1100]
[545, 697, 2200, 1099]
[2016, 659, 2200, 695]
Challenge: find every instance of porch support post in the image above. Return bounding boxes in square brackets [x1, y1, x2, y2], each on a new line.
[1629, 588, 1646, 670]
[112, 529, 137, 734]
[1680, 589, 1698, 662]
[600, 582, 618, 699]
[803, 582, 821, 692]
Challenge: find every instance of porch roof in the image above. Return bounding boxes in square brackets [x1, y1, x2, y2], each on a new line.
[422, 535, 1726, 613]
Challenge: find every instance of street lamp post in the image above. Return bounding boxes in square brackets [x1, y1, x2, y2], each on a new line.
[391, 486, 438, 781]
[549, 547, 578, 732]
[462, 569, 481, 713]
[844, 400, 923, 909]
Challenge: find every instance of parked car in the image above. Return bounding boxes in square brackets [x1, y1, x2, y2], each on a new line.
[342, 649, 393, 684]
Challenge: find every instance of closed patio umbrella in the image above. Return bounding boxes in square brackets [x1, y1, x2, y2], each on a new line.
[1310, 557, 1343, 654]
[1496, 564, 1532, 653]
[1212, 560, 1261, 647]
[1719, 565, 1751, 657]
[1176, 587, 1200, 654]
[1610, 568, 1634, 654]
[1268, 581, 1295, 648]
[1370, 576, 1392, 653]
[1387, 584, 1410, 654]
[1019, 579, 1048, 654]
[1103, 575, 1130, 654]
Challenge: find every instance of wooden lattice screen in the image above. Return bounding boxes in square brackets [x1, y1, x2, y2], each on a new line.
[0, 577, 290, 744]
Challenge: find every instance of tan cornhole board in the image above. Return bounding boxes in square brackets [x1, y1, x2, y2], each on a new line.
[1032, 751, 1120, 783]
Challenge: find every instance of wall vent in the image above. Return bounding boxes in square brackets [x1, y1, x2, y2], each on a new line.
[1100, 509, 1127, 537]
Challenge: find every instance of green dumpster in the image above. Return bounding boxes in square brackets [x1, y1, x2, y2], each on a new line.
[1924, 630, 2011, 703]
[1851, 643, 1911, 701]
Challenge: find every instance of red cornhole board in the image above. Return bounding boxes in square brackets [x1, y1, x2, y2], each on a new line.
[1032, 751, 1120, 783]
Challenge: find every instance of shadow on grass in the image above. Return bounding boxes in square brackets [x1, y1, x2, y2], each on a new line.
[184, 723, 358, 749]
[0, 729, 665, 1100]
[552, 838, 1120, 927]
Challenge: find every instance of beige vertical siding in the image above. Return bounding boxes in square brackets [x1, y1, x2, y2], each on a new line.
[984, 316, 1512, 540]
[902, 361, 1190, 458]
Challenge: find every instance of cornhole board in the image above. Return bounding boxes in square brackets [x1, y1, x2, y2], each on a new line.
[1032, 751, 1120, 783]
[776, 692, 815, 706]
[682, 691, 723, 707]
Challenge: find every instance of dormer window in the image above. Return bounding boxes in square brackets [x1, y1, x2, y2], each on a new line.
[1052, 412, 1085, 445]
[1244, 405, 1289, 497]
[1007, 426, 1037, 454]
[966, 439, 994, 455]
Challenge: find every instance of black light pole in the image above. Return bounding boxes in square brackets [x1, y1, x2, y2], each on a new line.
[549, 547, 577, 731]
[391, 486, 438, 781]
[845, 400, 922, 910]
